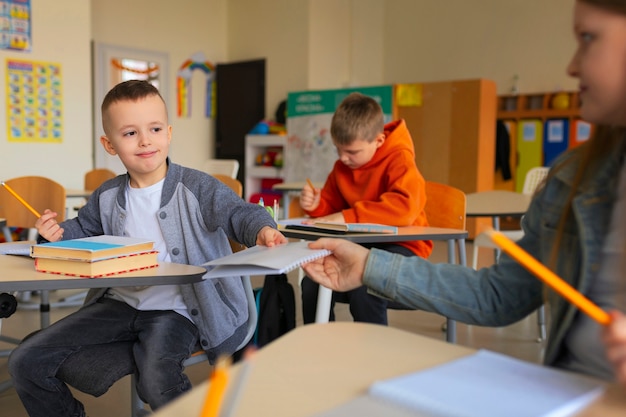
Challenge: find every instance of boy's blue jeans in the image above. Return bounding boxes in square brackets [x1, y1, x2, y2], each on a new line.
[8, 297, 199, 417]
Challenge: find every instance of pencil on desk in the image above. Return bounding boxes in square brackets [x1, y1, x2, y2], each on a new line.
[219, 356, 253, 417]
[1, 181, 41, 218]
[484, 229, 611, 326]
[199, 356, 231, 417]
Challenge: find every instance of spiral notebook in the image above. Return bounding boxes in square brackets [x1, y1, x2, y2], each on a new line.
[203, 241, 331, 278]
[314, 350, 606, 417]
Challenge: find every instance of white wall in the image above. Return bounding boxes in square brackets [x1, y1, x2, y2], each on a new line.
[0, 0, 580, 193]
[0, 0, 92, 189]
[382, 0, 576, 93]
[91, 0, 228, 171]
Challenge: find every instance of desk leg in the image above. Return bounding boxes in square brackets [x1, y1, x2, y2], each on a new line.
[282, 193, 292, 219]
[493, 217, 501, 262]
[445, 238, 466, 344]
[315, 286, 332, 323]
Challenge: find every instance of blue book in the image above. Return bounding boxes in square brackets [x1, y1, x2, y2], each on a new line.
[30, 235, 154, 261]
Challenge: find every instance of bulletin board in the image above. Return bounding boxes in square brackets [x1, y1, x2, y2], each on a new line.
[6, 59, 63, 142]
[285, 86, 393, 183]
[0, 0, 31, 52]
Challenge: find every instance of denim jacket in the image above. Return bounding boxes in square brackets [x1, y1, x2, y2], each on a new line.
[364, 142, 624, 367]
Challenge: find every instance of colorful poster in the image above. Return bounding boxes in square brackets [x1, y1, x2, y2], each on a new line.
[0, 0, 31, 51]
[6, 59, 63, 142]
[286, 86, 393, 183]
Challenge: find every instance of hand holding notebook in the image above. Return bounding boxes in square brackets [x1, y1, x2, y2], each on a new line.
[203, 241, 331, 278]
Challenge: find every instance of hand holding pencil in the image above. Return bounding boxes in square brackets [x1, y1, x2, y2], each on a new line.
[1, 181, 64, 242]
[299, 178, 320, 211]
[483, 229, 611, 326]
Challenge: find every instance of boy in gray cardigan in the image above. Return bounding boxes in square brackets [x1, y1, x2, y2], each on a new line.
[8, 80, 286, 417]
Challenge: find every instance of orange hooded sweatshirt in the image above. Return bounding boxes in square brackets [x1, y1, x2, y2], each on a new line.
[305, 119, 432, 258]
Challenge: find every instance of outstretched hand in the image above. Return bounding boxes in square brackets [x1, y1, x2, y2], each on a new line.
[301, 238, 369, 292]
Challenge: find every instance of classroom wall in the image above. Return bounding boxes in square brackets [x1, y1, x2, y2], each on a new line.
[382, 0, 576, 93]
[0, 0, 579, 192]
[91, 0, 228, 172]
[0, 0, 92, 189]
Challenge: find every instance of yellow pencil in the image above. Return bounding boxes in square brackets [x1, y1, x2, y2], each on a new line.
[199, 356, 231, 417]
[484, 229, 611, 326]
[306, 178, 315, 191]
[1, 181, 41, 218]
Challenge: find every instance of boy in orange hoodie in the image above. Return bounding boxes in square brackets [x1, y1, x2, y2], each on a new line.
[299, 92, 432, 324]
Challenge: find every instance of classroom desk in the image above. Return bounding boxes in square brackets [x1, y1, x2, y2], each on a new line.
[150, 322, 625, 417]
[466, 190, 531, 260]
[465, 190, 531, 230]
[280, 224, 468, 342]
[271, 181, 323, 218]
[65, 188, 93, 199]
[0, 251, 206, 392]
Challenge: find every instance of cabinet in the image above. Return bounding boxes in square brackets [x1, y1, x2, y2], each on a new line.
[393, 79, 498, 237]
[244, 134, 286, 202]
[496, 91, 590, 192]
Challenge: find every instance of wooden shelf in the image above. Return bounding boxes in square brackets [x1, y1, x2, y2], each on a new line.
[497, 91, 581, 120]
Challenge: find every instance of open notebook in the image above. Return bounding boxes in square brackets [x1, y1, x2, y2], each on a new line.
[203, 241, 331, 278]
[314, 350, 606, 417]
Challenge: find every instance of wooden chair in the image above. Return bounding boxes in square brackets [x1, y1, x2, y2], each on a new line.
[0, 176, 67, 330]
[84, 168, 116, 191]
[131, 173, 254, 417]
[201, 159, 240, 179]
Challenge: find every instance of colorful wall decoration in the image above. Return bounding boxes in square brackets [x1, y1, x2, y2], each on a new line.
[0, 0, 31, 52]
[6, 59, 63, 142]
[177, 52, 214, 118]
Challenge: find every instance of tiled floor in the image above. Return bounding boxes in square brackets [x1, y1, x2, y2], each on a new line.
[0, 241, 546, 416]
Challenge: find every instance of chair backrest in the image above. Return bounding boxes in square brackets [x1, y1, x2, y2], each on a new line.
[202, 159, 240, 179]
[288, 196, 306, 219]
[522, 167, 549, 195]
[213, 174, 243, 198]
[84, 168, 116, 191]
[423, 181, 466, 230]
[0, 176, 66, 227]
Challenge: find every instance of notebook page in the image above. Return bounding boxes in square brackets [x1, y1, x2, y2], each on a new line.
[368, 350, 606, 417]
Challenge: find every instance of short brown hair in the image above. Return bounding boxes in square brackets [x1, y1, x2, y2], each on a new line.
[101, 80, 166, 115]
[330, 92, 384, 145]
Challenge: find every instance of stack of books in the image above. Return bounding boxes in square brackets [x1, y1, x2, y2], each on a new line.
[30, 235, 158, 278]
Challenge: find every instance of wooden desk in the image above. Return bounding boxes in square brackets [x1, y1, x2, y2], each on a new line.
[150, 322, 625, 417]
[0, 254, 206, 292]
[0, 252, 206, 392]
[465, 190, 531, 230]
[280, 224, 468, 342]
[466, 190, 531, 260]
[65, 188, 93, 199]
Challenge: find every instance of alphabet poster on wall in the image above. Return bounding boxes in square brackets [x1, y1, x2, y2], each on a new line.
[6, 59, 63, 142]
[285, 86, 393, 183]
[0, 0, 31, 51]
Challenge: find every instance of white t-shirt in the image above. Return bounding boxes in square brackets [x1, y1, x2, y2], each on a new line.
[106, 179, 191, 321]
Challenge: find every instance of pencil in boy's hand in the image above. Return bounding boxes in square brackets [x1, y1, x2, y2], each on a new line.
[483, 229, 611, 326]
[306, 178, 316, 191]
[1, 181, 41, 218]
[199, 355, 231, 417]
